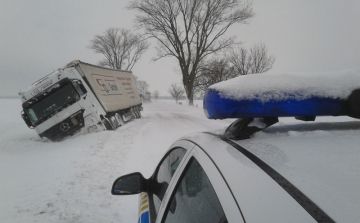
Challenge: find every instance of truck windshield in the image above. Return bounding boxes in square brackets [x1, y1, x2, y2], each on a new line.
[25, 84, 80, 123]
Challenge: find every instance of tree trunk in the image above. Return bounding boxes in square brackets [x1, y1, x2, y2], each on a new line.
[185, 85, 194, 106]
[181, 69, 195, 106]
[188, 95, 194, 106]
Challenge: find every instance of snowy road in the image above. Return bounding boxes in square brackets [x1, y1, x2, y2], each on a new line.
[0, 99, 231, 223]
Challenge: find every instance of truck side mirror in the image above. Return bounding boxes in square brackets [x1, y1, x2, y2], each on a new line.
[111, 172, 147, 195]
[76, 81, 88, 100]
[72, 79, 88, 99]
[21, 111, 34, 129]
[78, 81, 87, 94]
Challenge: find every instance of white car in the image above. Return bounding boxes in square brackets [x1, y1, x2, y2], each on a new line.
[111, 70, 360, 222]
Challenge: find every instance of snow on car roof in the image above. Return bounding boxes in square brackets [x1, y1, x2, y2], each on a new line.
[209, 69, 360, 102]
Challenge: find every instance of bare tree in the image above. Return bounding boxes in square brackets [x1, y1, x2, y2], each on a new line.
[194, 58, 236, 92]
[137, 80, 149, 95]
[128, 0, 254, 105]
[133, 74, 139, 83]
[152, 90, 160, 101]
[194, 43, 275, 92]
[228, 43, 275, 75]
[168, 83, 185, 103]
[88, 28, 149, 70]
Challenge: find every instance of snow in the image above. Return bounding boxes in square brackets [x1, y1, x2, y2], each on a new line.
[209, 69, 360, 102]
[248, 118, 267, 128]
[1, 98, 359, 222]
[0, 99, 231, 223]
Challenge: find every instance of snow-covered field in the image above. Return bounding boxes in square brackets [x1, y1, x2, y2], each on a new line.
[0, 99, 232, 223]
[1, 98, 359, 222]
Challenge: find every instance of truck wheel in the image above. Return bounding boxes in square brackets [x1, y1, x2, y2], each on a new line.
[115, 113, 124, 126]
[137, 110, 141, 119]
[133, 107, 141, 119]
[131, 107, 138, 119]
[103, 118, 114, 130]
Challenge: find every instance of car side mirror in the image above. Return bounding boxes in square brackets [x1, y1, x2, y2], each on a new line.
[111, 172, 147, 195]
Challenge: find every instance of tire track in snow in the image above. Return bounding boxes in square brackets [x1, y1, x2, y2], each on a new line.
[48, 117, 152, 223]
[12, 117, 153, 223]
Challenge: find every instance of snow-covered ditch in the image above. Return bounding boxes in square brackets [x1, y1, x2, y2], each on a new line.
[0, 99, 230, 223]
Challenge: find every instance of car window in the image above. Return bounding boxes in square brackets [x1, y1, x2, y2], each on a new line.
[152, 148, 187, 215]
[162, 158, 227, 223]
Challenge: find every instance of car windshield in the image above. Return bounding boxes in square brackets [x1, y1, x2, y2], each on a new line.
[25, 84, 79, 123]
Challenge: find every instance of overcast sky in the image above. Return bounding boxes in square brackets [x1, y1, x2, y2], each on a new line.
[1, 0, 359, 96]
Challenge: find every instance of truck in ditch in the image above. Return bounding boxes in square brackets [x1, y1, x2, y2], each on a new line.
[19, 60, 142, 141]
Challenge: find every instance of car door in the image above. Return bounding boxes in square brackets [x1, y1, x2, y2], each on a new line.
[155, 145, 244, 223]
[140, 140, 195, 223]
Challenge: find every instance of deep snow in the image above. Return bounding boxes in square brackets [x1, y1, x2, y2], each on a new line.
[1, 98, 359, 222]
[0, 99, 232, 223]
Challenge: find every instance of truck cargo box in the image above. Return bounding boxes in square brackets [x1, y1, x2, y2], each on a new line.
[65, 60, 141, 113]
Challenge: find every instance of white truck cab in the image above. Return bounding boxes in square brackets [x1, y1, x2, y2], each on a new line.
[19, 60, 142, 141]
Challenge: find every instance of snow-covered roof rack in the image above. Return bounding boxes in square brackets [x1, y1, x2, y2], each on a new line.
[203, 69, 360, 139]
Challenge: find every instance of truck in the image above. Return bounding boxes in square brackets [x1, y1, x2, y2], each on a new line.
[142, 92, 151, 102]
[19, 60, 142, 142]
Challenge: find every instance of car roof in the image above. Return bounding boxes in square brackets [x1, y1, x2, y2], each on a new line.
[182, 117, 360, 222]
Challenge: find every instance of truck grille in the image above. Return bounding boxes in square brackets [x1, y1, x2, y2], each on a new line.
[40, 109, 85, 142]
